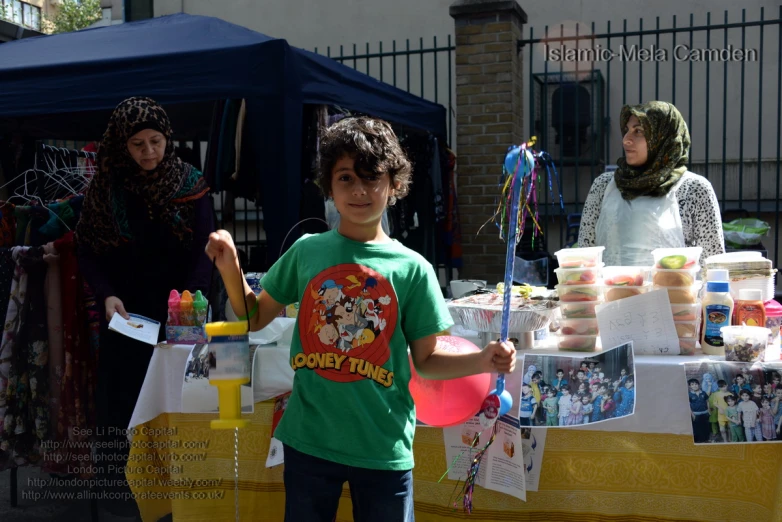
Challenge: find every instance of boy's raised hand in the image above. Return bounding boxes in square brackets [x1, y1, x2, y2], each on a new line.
[480, 340, 516, 374]
[205, 230, 239, 272]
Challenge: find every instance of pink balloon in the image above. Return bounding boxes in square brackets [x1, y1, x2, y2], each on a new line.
[409, 336, 491, 428]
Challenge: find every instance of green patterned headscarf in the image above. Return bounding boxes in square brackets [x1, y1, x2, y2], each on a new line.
[614, 101, 690, 200]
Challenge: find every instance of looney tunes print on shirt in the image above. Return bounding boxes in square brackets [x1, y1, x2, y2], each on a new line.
[295, 263, 398, 386]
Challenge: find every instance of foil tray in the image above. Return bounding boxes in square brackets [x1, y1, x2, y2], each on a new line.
[447, 293, 558, 333]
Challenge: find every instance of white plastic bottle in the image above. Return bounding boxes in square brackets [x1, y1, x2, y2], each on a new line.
[701, 270, 733, 356]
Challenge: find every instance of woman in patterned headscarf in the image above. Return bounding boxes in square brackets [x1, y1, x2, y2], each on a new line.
[578, 101, 724, 266]
[76, 97, 213, 516]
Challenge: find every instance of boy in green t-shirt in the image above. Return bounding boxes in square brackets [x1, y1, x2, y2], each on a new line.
[205, 117, 515, 522]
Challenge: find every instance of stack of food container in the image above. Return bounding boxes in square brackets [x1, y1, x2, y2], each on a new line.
[603, 266, 653, 302]
[554, 246, 604, 352]
[651, 247, 703, 355]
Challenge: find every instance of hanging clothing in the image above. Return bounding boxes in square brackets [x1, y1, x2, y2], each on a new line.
[0, 247, 50, 471]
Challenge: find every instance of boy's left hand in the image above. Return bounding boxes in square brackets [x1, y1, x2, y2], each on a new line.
[480, 340, 516, 374]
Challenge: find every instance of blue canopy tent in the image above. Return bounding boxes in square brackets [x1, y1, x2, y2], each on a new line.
[0, 13, 447, 262]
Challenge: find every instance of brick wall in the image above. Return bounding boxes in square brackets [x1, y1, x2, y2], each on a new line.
[450, 0, 527, 284]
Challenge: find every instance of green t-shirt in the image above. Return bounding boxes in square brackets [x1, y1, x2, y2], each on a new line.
[261, 229, 454, 470]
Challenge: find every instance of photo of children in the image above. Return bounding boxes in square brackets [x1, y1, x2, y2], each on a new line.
[683, 361, 782, 445]
[520, 342, 636, 427]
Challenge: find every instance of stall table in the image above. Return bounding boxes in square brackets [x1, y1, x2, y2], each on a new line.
[126, 344, 782, 522]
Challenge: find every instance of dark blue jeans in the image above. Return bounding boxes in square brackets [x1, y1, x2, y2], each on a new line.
[283, 444, 414, 522]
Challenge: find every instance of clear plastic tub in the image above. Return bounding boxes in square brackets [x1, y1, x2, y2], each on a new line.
[605, 284, 652, 302]
[554, 246, 605, 269]
[654, 283, 702, 304]
[652, 268, 700, 287]
[559, 318, 599, 336]
[555, 266, 602, 285]
[678, 337, 697, 356]
[720, 325, 771, 362]
[559, 302, 600, 319]
[603, 266, 650, 287]
[652, 247, 702, 269]
[675, 321, 699, 339]
[671, 304, 700, 322]
[556, 284, 602, 302]
[557, 335, 598, 352]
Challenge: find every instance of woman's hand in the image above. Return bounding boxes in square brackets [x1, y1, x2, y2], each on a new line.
[205, 230, 239, 272]
[105, 296, 129, 322]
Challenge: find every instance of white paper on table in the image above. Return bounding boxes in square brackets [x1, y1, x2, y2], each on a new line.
[443, 416, 526, 502]
[108, 313, 160, 346]
[596, 290, 680, 355]
[180, 344, 254, 414]
[519, 428, 546, 492]
[250, 317, 297, 345]
[443, 363, 526, 502]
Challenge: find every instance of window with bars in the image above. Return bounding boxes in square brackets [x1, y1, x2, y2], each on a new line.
[1, 0, 41, 31]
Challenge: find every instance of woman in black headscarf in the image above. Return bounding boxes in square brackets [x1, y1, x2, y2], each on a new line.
[76, 97, 213, 516]
[578, 101, 725, 266]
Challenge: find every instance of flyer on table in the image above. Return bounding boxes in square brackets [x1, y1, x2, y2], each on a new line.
[442, 365, 527, 501]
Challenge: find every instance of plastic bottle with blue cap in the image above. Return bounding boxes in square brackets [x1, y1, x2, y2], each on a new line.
[701, 269, 733, 356]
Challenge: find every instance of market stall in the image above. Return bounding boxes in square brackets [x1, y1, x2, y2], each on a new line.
[124, 336, 782, 522]
[0, 12, 447, 263]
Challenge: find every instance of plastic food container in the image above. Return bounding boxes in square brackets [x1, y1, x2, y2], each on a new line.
[765, 299, 782, 360]
[654, 283, 702, 304]
[674, 321, 699, 339]
[554, 246, 605, 269]
[678, 337, 697, 356]
[671, 304, 700, 322]
[556, 284, 602, 302]
[603, 266, 650, 287]
[557, 335, 598, 352]
[652, 247, 702, 269]
[652, 268, 699, 287]
[605, 284, 652, 302]
[559, 302, 600, 319]
[555, 266, 602, 285]
[559, 318, 599, 336]
[720, 325, 771, 362]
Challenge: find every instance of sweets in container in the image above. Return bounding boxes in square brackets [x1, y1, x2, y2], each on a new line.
[557, 335, 597, 352]
[555, 267, 601, 285]
[554, 246, 605, 269]
[652, 247, 702, 269]
[671, 304, 700, 322]
[605, 284, 651, 302]
[720, 325, 770, 362]
[603, 266, 650, 287]
[652, 268, 699, 287]
[556, 284, 602, 302]
[559, 302, 600, 319]
[559, 318, 599, 336]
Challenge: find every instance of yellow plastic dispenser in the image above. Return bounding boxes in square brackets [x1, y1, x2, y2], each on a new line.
[205, 321, 251, 430]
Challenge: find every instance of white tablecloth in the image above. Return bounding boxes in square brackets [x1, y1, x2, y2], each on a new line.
[129, 331, 717, 437]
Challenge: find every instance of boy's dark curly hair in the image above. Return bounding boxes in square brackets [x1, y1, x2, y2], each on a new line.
[317, 117, 412, 206]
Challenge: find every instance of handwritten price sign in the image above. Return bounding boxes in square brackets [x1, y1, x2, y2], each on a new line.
[596, 290, 680, 355]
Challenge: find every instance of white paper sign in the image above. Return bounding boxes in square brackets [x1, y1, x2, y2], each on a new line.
[596, 290, 680, 355]
[108, 313, 160, 346]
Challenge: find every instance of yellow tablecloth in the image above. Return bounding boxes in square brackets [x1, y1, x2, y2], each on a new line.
[128, 402, 782, 522]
